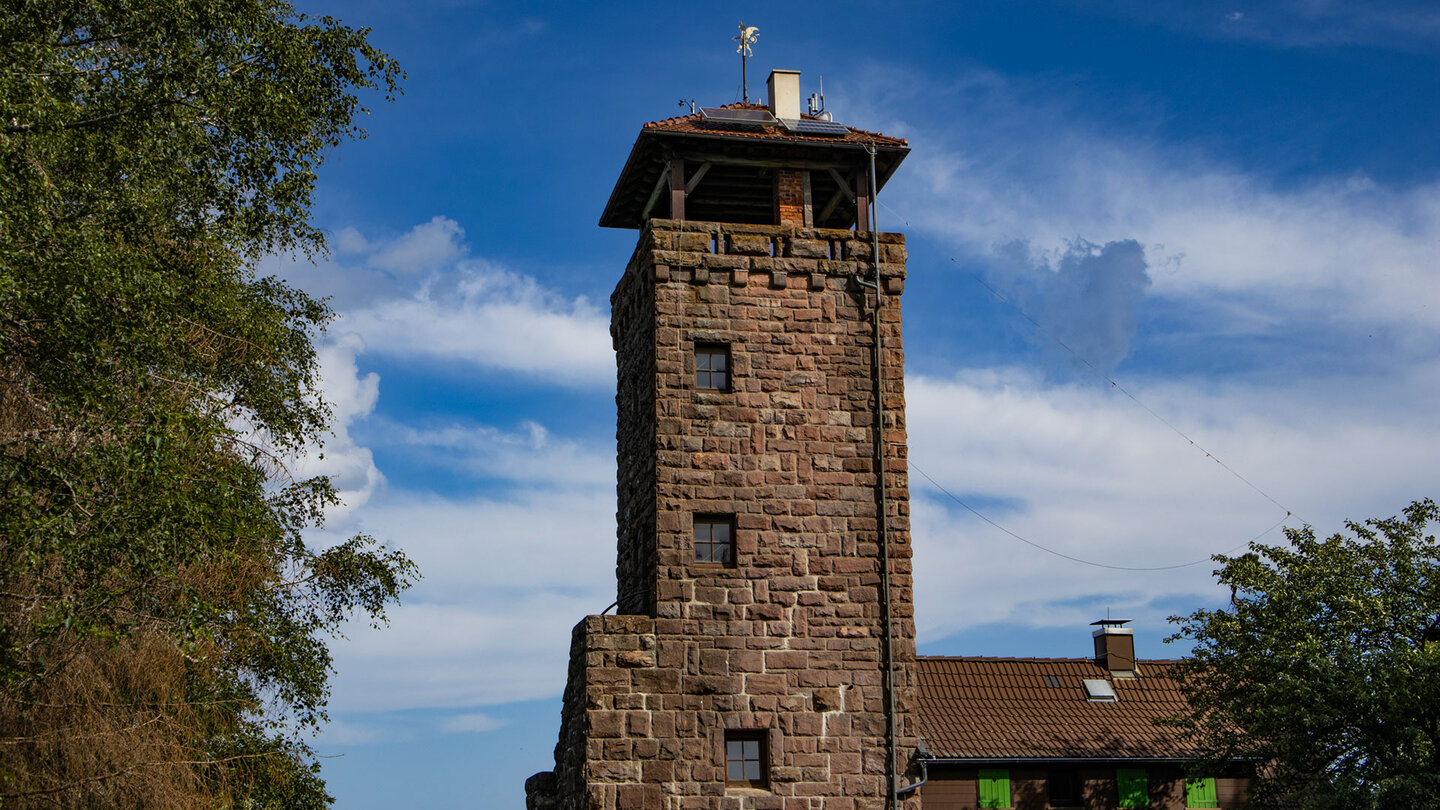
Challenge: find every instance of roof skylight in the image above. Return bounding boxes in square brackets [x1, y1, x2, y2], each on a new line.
[1082, 679, 1118, 702]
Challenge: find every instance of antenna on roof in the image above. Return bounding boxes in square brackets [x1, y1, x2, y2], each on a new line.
[733, 23, 759, 103]
[808, 75, 832, 122]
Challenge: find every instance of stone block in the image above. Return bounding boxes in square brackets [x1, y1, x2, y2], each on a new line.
[589, 711, 625, 738]
[618, 650, 655, 668]
[744, 673, 790, 694]
[787, 239, 829, 259]
[633, 668, 682, 693]
[730, 233, 772, 256]
[770, 766, 803, 784]
[764, 650, 807, 670]
[676, 231, 712, 253]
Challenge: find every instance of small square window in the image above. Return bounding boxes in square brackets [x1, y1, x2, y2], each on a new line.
[696, 343, 730, 391]
[694, 515, 735, 565]
[725, 730, 767, 788]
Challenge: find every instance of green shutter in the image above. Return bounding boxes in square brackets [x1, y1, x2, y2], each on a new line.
[978, 768, 1011, 808]
[1117, 768, 1149, 808]
[1186, 777, 1219, 808]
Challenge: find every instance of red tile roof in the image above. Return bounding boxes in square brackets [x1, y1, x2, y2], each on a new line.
[916, 657, 1196, 761]
[642, 103, 908, 148]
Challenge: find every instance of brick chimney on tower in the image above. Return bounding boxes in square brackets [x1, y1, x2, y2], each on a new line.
[766, 69, 810, 226]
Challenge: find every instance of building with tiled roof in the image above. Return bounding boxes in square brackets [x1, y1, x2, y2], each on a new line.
[910, 622, 1249, 809]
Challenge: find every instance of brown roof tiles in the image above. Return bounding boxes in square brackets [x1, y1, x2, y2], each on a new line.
[642, 103, 908, 148]
[916, 656, 1196, 761]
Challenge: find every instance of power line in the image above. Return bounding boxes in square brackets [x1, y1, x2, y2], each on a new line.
[950, 256, 1300, 524]
[875, 198, 1309, 567]
[874, 197, 1301, 525]
[909, 461, 1289, 571]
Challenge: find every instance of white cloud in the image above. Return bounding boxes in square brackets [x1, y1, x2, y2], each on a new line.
[854, 67, 1440, 344]
[339, 259, 612, 386]
[266, 218, 614, 387]
[333, 226, 370, 255]
[317, 718, 395, 746]
[369, 216, 467, 275]
[856, 65, 1440, 648]
[322, 486, 615, 712]
[441, 712, 509, 734]
[371, 418, 612, 489]
[328, 594, 606, 712]
[289, 334, 386, 527]
[906, 367, 1440, 643]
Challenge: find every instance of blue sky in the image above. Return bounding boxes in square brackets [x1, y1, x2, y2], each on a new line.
[264, 2, 1439, 806]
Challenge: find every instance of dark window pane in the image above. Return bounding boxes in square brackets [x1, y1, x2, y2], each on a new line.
[696, 344, 730, 391]
[726, 740, 744, 780]
[1049, 769, 1081, 806]
[695, 516, 735, 565]
[725, 732, 766, 788]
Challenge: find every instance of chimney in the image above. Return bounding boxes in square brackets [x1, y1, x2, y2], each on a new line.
[1091, 619, 1136, 675]
[767, 69, 801, 120]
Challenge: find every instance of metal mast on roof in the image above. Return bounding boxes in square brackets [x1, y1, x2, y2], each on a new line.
[734, 23, 759, 103]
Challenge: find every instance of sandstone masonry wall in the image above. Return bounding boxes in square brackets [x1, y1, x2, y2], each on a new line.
[529, 220, 919, 810]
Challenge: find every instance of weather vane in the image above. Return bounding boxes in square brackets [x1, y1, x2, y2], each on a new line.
[733, 23, 759, 104]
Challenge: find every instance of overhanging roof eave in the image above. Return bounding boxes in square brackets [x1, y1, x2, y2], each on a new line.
[598, 128, 910, 230]
[597, 131, 657, 229]
[919, 756, 1197, 766]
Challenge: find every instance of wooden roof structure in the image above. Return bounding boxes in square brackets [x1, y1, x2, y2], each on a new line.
[599, 104, 910, 230]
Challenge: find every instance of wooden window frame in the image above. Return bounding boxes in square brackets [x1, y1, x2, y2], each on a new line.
[693, 514, 736, 566]
[695, 342, 730, 392]
[724, 729, 767, 788]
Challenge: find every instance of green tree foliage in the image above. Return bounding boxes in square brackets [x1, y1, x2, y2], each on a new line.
[0, 2, 412, 806]
[1169, 499, 1440, 809]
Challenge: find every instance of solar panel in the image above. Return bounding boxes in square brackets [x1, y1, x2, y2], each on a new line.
[779, 118, 852, 136]
[699, 107, 776, 127]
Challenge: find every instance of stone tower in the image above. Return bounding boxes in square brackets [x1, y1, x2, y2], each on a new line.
[527, 69, 919, 810]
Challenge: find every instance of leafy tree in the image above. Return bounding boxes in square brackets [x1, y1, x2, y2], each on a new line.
[1169, 498, 1440, 810]
[0, 1, 412, 806]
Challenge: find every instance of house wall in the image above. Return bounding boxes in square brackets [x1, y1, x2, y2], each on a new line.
[917, 765, 1249, 810]
[528, 219, 919, 809]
